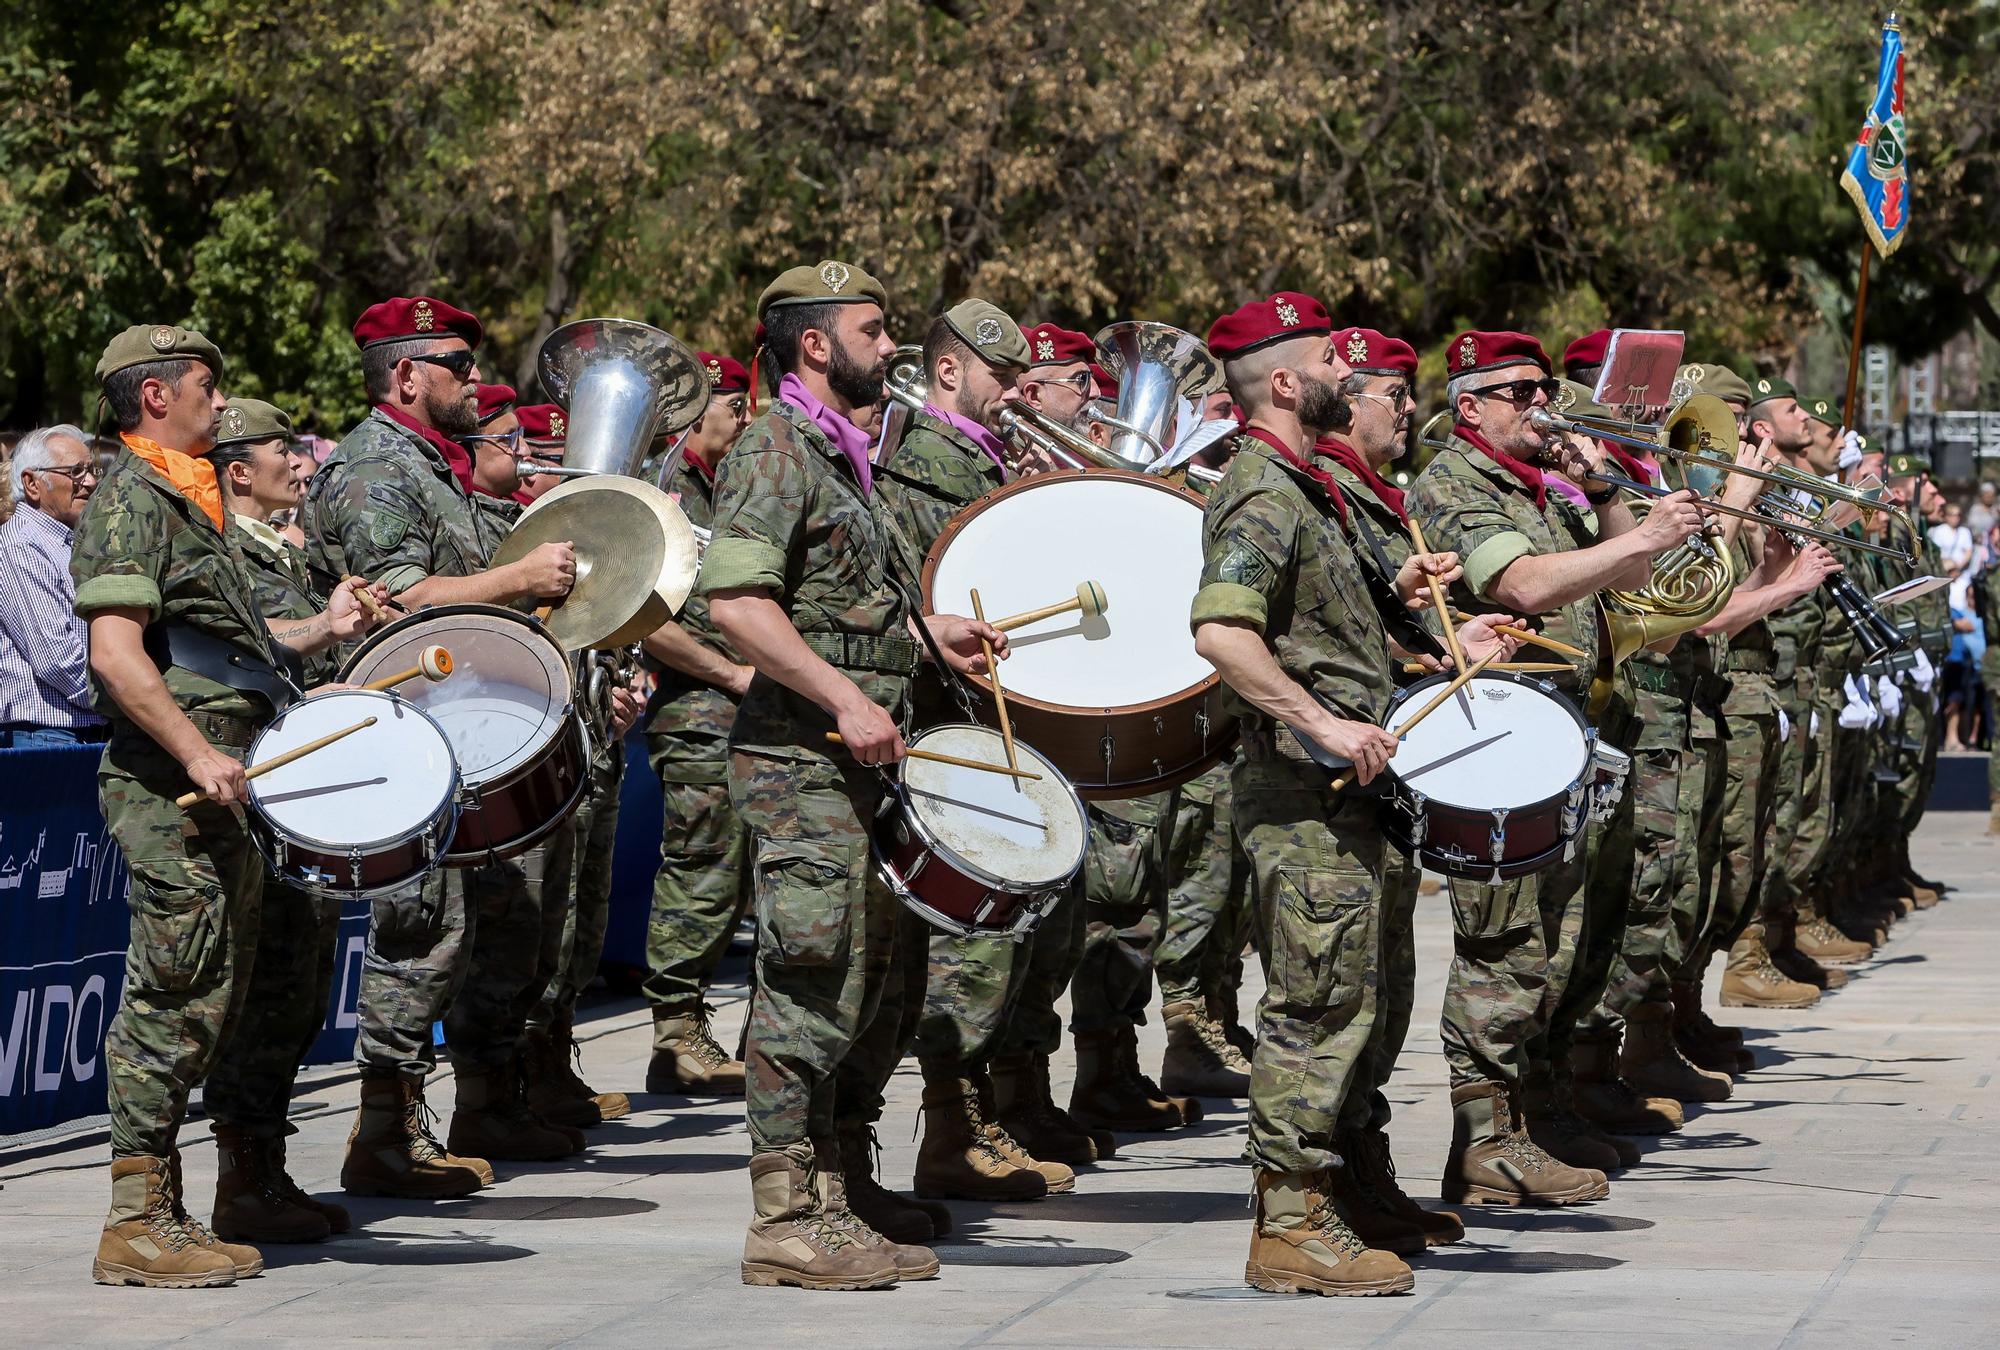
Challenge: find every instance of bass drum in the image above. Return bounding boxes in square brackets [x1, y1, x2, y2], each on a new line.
[923, 469, 1231, 799]
[339, 603, 588, 862]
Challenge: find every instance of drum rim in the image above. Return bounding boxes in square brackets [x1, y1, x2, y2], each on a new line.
[440, 714, 592, 864]
[337, 600, 570, 687]
[1380, 668, 1593, 815]
[918, 467, 1225, 718]
[248, 688, 461, 854]
[895, 722, 1090, 893]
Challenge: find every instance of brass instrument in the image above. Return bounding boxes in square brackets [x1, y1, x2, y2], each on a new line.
[1091, 320, 1220, 468]
[877, 343, 927, 471]
[995, 401, 1143, 474]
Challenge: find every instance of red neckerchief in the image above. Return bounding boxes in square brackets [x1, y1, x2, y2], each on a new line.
[377, 403, 476, 494]
[1456, 422, 1546, 512]
[1242, 425, 1347, 527]
[1316, 436, 1406, 523]
[1605, 444, 1660, 488]
[687, 448, 718, 484]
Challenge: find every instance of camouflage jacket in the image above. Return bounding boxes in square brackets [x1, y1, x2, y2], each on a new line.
[1404, 433, 1603, 693]
[1322, 452, 1445, 690]
[305, 409, 488, 595]
[469, 491, 522, 563]
[1190, 433, 1393, 757]
[232, 515, 335, 685]
[1903, 531, 1952, 662]
[1810, 523, 1867, 701]
[697, 399, 914, 760]
[645, 452, 744, 771]
[1718, 539, 1779, 719]
[71, 452, 273, 731]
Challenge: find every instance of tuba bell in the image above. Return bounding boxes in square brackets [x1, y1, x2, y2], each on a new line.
[537, 318, 710, 477]
[1091, 321, 1222, 468]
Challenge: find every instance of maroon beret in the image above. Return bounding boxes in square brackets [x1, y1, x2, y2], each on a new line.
[352, 296, 483, 351]
[1088, 363, 1119, 400]
[474, 383, 517, 426]
[1562, 328, 1611, 377]
[1022, 322, 1094, 368]
[1333, 326, 1417, 377]
[1446, 329, 1551, 378]
[515, 403, 566, 444]
[698, 352, 751, 392]
[1206, 292, 1334, 361]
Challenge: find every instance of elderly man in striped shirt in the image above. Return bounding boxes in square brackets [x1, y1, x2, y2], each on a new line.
[0, 424, 105, 747]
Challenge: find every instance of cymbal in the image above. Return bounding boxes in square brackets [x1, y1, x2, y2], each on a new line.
[495, 476, 698, 650]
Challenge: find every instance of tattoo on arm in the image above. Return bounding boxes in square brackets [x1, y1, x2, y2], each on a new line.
[273, 622, 315, 643]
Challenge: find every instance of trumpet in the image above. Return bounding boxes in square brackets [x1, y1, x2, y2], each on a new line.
[996, 402, 1146, 473]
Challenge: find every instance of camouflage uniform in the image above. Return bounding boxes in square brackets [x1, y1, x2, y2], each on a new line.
[642, 455, 752, 1016]
[1809, 553, 1867, 905]
[1152, 761, 1253, 1012]
[699, 398, 915, 1154]
[1700, 547, 1782, 961]
[1405, 432, 1602, 1092]
[1762, 586, 1830, 927]
[1884, 536, 1950, 849]
[531, 699, 625, 1029]
[72, 452, 275, 1158]
[1074, 792, 1173, 1036]
[1192, 433, 1393, 1174]
[469, 490, 521, 563]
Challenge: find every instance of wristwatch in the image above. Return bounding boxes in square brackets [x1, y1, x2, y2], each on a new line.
[1584, 484, 1619, 506]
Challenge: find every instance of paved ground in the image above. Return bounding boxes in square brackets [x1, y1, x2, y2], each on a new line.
[4, 812, 1995, 1348]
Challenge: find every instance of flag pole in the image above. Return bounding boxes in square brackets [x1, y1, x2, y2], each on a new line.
[1842, 238, 1873, 427]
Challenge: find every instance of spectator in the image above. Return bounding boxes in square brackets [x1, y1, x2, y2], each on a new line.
[1930, 502, 1973, 575]
[1944, 569, 1988, 752]
[0, 425, 107, 747]
[1969, 481, 1998, 540]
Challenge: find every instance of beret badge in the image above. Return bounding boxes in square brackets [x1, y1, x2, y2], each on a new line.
[974, 317, 1003, 346]
[413, 300, 435, 332]
[221, 407, 245, 437]
[819, 261, 850, 294]
[1275, 299, 1299, 327]
[1345, 334, 1369, 364]
[1458, 335, 1478, 369]
[705, 357, 723, 386]
[1756, 378, 1772, 394]
[150, 325, 176, 352]
[549, 411, 566, 438]
[1035, 337, 1056, 362]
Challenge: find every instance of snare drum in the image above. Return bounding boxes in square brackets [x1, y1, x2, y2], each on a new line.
[1587, 743, 1632, 825]
[876, 725, 1090, 939]
[340, 603, 589, 861]
[1375, 671, 1598, 883]
[247, 689, 458, 897]
[923, 469, 1230, 799]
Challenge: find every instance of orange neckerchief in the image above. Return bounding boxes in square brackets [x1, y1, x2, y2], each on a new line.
[121, 431, 224, 531]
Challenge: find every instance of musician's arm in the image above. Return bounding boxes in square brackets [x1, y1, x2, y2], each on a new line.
[641, 620, 754, 698]
[1194, 620, 1393, 781]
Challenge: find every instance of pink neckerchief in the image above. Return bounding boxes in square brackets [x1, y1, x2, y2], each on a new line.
[923, 403, 1009, 473]
[1456, 422, 1589, 512]
[778, 373, 875, 496]
[377, 403, 476, 494]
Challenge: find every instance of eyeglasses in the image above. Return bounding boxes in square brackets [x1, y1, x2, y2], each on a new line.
[722, 396, 749, 418]
[33, 463, 98, 484]
[1354, 384, 1415, 408]
[408, 349, 479, 382]
[1471, 377, 1559, 406]
[464, 428, 525, 455]
[1028, 370, 1092, 397]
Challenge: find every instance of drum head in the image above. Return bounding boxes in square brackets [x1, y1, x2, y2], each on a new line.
[901, 725, 1088, 891]
[249, 690, 456, 850]
[1389, 672, 1590, 810]
[924, 471, 1215, 713]
[339, 604, 571, 787]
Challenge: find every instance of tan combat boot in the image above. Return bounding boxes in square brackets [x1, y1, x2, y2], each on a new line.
[1441, 1082, 1609, 1206]
[1068, 1029, 1183, 1133]
[1619, 1003, 1731, 1104]
[647, 1003, 747, 1096]
[971, 1070, 1076, 1194]
[448, 1064, 583, 1162]
[835, 1120, 949, 1242]
[1570, 1036, 1684, 1135]
[913, 1073, 1049, 1201]
[1159, 999, 1251, 1098]
[1206, 991, 1257, 1061]
[812, 1137, 939, 1280]
[991, 1052, 1112, 1165]
[165, 1150, 262, 1277]
[92, 1156, 240, 1288]
[341, 1076, 490, 1197]
[1794, 914, 1873, 965]
[1119, 1022, 1201, 1123]
[1722, 927, 1821, 1008]
[526, 1018, 631, 1127]
[741, 1147, 900, 1291]
[1244, 1169, 1415, 1296]
[1345, 1127, 1464, 1246]
[1670, 981, 1752, 1075]
[211, 1126, 332, 1244]
[1519, 1079, 1626, 1173]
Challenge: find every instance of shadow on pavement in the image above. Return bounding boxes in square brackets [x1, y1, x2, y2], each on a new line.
[960, 1188, 1245, 1223]
[260, 1233, 537, 1269]
[1422, 1248, 1624, 1273]
[397, 1194, 661, 1221]
[1456, 1209, 1655, 1234]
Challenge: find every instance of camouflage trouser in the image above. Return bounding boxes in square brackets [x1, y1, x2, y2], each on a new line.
[354, 867, 467, 1080]
[991, 877, 1087, 1059]
[530, 749, 625, 1028]
[1235, 761, 1383, 1175]
[1763, 685, 1830, 924]
[1662, 732, 1725, 988]
[1815, 718, 1875, 893]
[1702, 708, 1780, 960]
[1590, 732, 1716, 1020]
[441, 846, 559, 1073]
[1898, 680, 1942, 836]
[1566, 729, 1638, 1064]
[100, 738, 265, 1158]
[1071, 791, 1173, 1035]
[1341, 846, 1418, 1133]
[1984, 648, 2000, 802]
[642, 738, 752, 1013]
[203, 877, 343, 1137]
[732, 750, 902, 1153]
[1154, 764, 1254, 1010]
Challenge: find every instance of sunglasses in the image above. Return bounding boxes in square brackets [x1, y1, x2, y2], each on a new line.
[409, 349, 479, 381]
[1472, 377, 1559, 406]
[722, 395, 749, 418]
[1354, 384, 1415, 408]
[33, 462, 99, 484]
[464, 428, 525, 455]
[1029, 370, 1093, 397]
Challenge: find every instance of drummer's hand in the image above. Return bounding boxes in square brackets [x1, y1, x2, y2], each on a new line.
[1395, 550, 1462, 607]
[303, 681, 359, 696]
[1311, 713, 1397, 786]
[517, 541, 577, 599]
[323, 579, 379, 641]
[183, 746, 248, 806]
[923, 614, 1010, 675]
[609, 684, 644, 738]
[1456, 612, 1525, 665]
[836, 698, 906, 767]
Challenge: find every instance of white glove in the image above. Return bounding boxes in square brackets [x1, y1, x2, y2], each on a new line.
[1910, 648, 1936, 692]
[1838, 674, 1875, 729]
[1810, 709, 1821, 737]
[1778, 707, 1791, 741]
[1837, 429, 1865, 471]
[1876, 674, 1903, 719]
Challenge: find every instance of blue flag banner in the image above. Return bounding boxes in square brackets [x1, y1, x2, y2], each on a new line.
[1840, 15, 1909, 257]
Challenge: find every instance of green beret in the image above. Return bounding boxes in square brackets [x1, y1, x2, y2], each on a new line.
[1746, 373, 1798, 407]
[1677, 362, 1752, 406]
[1802, 395, 1842, 429]
[1551, 379, 1611, 421]
[1885, 450, 1929, 477]
[211, 397, 295, 450]
[757, 259, 888, 315]
[96, 323, 226, 385]
[942, 299, 1030, 370]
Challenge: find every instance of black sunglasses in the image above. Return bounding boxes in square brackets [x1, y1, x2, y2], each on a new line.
[409, 349, 479, 381]
[1472, 377, 1559, 406]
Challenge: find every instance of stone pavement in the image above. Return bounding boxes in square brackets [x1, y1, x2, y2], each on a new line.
[3, 812, 1995, 1348]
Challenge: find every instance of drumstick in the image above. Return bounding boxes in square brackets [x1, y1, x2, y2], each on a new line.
[345, 576, 390, 622]
[989, 581, 1108, 633]
[1406, 518, 1466, 673]
[968, 588, 1020, 782]
[176, 715, 378, 809]
[1403, 660, 1569, 674]
[359, 645, 454, 693]
[1330, 650, 1500, 793]
[1450, 610, 1588, 659]
[824, 732, 1041, 781]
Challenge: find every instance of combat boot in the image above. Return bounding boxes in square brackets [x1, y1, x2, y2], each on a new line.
[913, 1073, 1048, 1201]
[1723, 927, 1821, 1008]
[1118, 1021, 1200, 1123]
[1570, 1036, 1683, 1135]
[1441, 1082, 1609, 1206]
[267, 1128, 352, 1233]
[521, 1024, 600, 1129]
[1796, 914, 1872, 966]
[1345, 1127, 1464, 1245]
[92, 1156, 239, 1288]
[211, 1126, 332, 1244]
[1206, 991, 1258, 1061]
[973, 1071, 1076, 1194]
[1672, 978, 1748, 1050]
[1244, 1169, 1415, 1296]
[1323, 1163, 1427, 1256]
[813, 1137, 940, 1280]
[164, 1150, 262, 1277]
[835, 1121, 948, 1242]
[991, 1051, 1112, 1165]
[1068, 1029, 1183, 1133]
[1670, 982, 1753, 1075]
[1772, 941, 1847, 989]
[741, 1147, 899, 1291]
[647, 1003, 746, 1096]
[1619, 1003, 1732, 1104]
[449, 1063, 584, 1161]
[1519, 1079, 1626, 1173]
[342, 1076, 491, 1197]
[1898, 840, 1945, 904]
[1159, 999, 1252, 1098]
[536, 1016, 631, 1126]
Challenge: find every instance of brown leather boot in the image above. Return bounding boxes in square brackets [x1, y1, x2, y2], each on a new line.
[1569, 1035, 1683, 1135]
[1344, 1127, 1464, 1245]
[1796, 914, 1873, 965]
[342, 1076, 491, 1197]
[267, 1129, 352, 1233]
[449, 1063, 584, 1161]
[92, 1156, 240, 1288]
[1119, 1022, 1201, 1123]
[1519, 1079, 1625, 1173]
[992, 1052, 1112, 1165]
[548, 1016, 630, 1124]
[1324, 1163, 1427, 1256]
[1159, 999, 1251, 1098]
[166, 1150, 262, 1277]
[1722, 929, 1821, 1008]
[1206, 991, 1257, 1060]
[741, 1147, 899, 1291]
[913, 1073, 1048, 1201]
[1244, 1170, 1415, 1296]
[835, 1121, 948, 1242]
[1670, 981, 1753, 1075]
[1620, 1003, 1732, 1104]
[1068, 1029, 1182, 1133]
[813, 1137, 939, 1280]
[974, 1071, 1077, 1195]
[647, 1003, 746, 1096]
[211, 1126, 332, 1244]
[1441, 1082, 1609, 1206]
[521, 1025, 600, 1128]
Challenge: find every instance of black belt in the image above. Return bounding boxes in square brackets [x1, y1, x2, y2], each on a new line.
[1728, 650, 1773, 673]
[802, 632, 920, 677]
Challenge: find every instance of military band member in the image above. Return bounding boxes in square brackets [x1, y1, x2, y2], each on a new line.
[1879, 452, 1950, 906]
[77, 327, 383, 1287]
[1561, 328, 1610, 389]
[515, 403, 567, 503]
[464, 382, 531, 557]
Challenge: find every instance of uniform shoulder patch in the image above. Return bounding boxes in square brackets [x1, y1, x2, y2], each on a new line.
[368, 513, 411, 550]
[1217, 549, 1273, 589]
